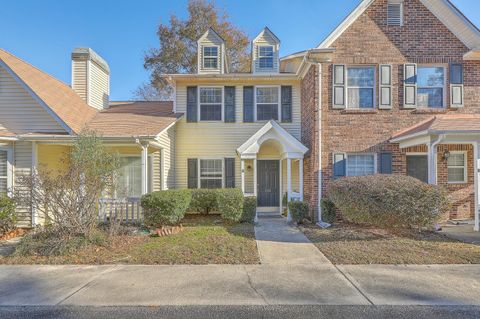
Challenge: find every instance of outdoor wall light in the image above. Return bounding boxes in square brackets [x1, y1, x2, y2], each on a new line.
[443, 150, 451, 161]
[247, 165, 252, 171]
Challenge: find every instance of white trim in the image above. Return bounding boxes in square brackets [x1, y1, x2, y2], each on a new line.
[287, 158, 292, 222]
[473, 142, 479, 231]
[317, 63, 323, 223]
[254, 85, 281, 122]
[446, 150, 468, 184]
[0, 60, 73, 134]
[253, 158, 258, 196]
[31, 142, 37, 225]
[345, 65, 377, 109]
[198, 86, 224, 122]
[202, 45, 220, 70]
[417, 64, 447, 109]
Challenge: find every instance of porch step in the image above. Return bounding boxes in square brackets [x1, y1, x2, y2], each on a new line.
[257, 212, 283, 219]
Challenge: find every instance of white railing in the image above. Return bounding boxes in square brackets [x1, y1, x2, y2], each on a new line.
[98, 197, 143, 224]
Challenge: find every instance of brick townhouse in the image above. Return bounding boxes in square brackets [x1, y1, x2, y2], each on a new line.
[281, 0, 480, 230]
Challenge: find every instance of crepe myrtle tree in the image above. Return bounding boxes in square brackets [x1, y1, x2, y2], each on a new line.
[15, 130, 120, 238]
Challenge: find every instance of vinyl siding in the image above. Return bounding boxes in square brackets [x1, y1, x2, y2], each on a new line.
[158, 124, 176, 189]
[13, 141, 32, 227]
[253, 32, 279, 73]
[38, 144, 70, 174]
[71, 60, 88, 102]
[0, 66, 65, 134]
[88, 60, 109, 109]
[175, 79, 301, 190]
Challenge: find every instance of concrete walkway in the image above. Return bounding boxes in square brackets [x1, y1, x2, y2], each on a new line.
[254, 217, 331, 265]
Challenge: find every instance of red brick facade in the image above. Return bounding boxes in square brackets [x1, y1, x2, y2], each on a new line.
[300, 0, 480, 220]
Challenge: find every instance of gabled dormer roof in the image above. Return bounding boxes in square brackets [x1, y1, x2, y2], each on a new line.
[316, 0, 480, 50]
[197, 27, 225, 44]
[253, 27, 281, 44]
[0, 49, 98, 134]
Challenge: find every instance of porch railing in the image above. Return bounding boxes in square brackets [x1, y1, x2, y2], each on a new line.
[98, 197, 143, 224]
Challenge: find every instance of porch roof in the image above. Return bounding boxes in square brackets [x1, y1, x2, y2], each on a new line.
[236, 120, 308, 159]
[391, 114, 480, 146]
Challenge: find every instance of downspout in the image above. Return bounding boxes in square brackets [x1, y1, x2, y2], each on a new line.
[317, 63, 323, 224]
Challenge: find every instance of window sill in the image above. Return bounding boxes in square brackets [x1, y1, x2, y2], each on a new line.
[340, 109, 378, 114]
[410, 108, 448, 114]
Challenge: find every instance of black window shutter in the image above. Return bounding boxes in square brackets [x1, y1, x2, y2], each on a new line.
[186, 86, 198, 123]
[224, 158, 235, 188]
[379, 153, 393, 174]
[333, 153, 346, 179]
[224, 86, 236, 123]
[281, 86, 292, 123]
[243, 86, 254, 122]
[187, 159, 198, 189]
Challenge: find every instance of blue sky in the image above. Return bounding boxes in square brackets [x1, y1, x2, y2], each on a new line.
[1, 0, 479, 101]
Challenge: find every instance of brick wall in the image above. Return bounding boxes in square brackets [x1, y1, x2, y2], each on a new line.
[301, 0, 480, 220]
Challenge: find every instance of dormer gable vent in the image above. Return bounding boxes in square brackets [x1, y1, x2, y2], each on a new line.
[387, 0, 403, 26]
[252, 27, 280, 74]
[197, 28, 226, 74]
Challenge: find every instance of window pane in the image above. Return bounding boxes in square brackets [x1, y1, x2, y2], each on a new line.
[203, 47, 218, 57]
[259, 46, 273, 57]
[418, 88, 443, 108]
[200, 104, 221, 121]
[348, 88, 374, 108]
[200, 88, 222, 104]
[347, 155, 375, 176]
[418, 67, 444, 87]
[447, 153, 465, 166]
[204, 57, 218, 68]
[347, 67, 375, 87]
[259, 57, 273, 68]
[448, 167, 465, 183]
[200, 160, 222, 178]
[118, 157, 142, 198]
[257, 104, 279, 121]
[256, 87, 278, 103]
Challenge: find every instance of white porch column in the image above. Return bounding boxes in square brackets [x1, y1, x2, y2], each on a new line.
[287, 158, 292, 222]
[299, 159, 304, 201]
[160, 148, 165, 190]
[140, 144, 149, 195]
[241, 159, 245, 194]
[474, 142, 479, 232]
[427, 143, 437, 185]
[253, 158, 258, 196]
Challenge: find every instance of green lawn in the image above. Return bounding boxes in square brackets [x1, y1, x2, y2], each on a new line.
[0, 216, 260, 265]
[301, 222, 480, 265]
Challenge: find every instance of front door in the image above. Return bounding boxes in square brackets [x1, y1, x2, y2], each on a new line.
[257, 160, 280, 207]
[406, 155, 428, 183]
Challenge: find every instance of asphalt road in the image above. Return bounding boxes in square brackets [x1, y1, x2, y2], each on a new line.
[1, 305, 479, 319]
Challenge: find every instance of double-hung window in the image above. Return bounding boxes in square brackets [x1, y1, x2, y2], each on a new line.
[199, 87, 222, 121]
[0, 150, 8, 195]
[417, 66, 445, 108]
[203, 46, 218, 69]
[258, 46, 274, 69]
[447, 152, 467, 183]
[347, 154, 375, 176]
[256, 86, 279, 121]
[347, 66, 375, 108]
[200, 159, 223, 189]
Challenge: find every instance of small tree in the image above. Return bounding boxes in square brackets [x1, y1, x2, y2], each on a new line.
[16, 130, 119, 238]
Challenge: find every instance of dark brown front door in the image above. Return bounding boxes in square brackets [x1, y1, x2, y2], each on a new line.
[257, 160, 280, 207]
[406, 155, 428, 183]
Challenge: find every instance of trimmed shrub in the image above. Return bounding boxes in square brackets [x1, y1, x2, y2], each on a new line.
[189, 189, 218, 214]
[289, 201, 309, 224]
[327, 174, 451, 229]
[241, 196, 257, 223]
[217, 188, 244, 222]
[320, 199, 336, 224]
[141, 189, 191, 226]
[0, 195, 16, 236]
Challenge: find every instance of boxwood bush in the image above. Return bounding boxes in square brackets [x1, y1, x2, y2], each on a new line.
[217, 188, 244, 222]
[288, 201, 309, 224]
[320, 199, 336, 224]
[241, 196, 257, 223]
[327, 174, 451, 229]
[141, 189, 191, 226]
[189, 189, 218, 214]
[0, 195, 16, 236]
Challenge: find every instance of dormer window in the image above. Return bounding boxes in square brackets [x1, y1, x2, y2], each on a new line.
[259, 46, 274, 69]
[203, 46, 218, 69]
[387, 1, 403, 26]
